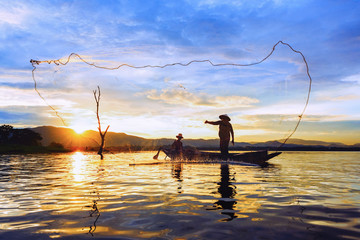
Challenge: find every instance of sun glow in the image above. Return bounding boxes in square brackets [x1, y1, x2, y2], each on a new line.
[70, 120, 92, 134]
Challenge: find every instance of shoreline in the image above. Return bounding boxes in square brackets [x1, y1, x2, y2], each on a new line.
[1, 147, 359, 155]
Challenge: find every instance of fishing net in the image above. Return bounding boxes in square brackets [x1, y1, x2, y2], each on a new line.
[31, 41, 312, 148]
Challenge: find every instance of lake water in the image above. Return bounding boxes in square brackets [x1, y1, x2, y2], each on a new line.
[0, 151, 359, 240]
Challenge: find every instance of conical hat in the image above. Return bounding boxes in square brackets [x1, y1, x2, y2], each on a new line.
[219, 114, 231, 121]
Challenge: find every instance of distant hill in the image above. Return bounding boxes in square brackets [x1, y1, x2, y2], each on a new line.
[30, 126, 359, 150]
[31, 126, 152, 148]
[279, 138, 348, 147]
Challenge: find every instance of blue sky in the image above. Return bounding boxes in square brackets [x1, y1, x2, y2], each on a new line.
[0, 0, 359, 144]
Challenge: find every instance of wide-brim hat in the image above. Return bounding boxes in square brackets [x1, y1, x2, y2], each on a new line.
[176, 133, 183, 139]
[219, 114, 231, 121]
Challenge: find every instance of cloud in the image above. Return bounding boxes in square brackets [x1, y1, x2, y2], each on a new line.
[241, 113, 354, 124]
[342, 73, 360, 84]
[0, 3, 31, 27]
[318, 94, 360, 102]
[144, 88, 259, 108]
[0, 86, 78, 110]
[0, 87, 45, 107]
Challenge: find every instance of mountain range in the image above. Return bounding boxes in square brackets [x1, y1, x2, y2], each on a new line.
[30, 126, 360, 150]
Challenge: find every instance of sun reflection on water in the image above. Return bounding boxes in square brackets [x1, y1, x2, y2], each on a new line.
[71, 152, 87, 182]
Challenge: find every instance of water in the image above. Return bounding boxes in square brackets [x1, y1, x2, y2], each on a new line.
[0, 151, 359, 240]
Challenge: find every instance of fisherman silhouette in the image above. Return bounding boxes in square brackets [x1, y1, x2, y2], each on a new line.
[205, 114, 234, 157]
[171, 133, 184, 159]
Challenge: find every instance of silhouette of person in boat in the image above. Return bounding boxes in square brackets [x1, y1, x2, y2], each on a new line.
[171, 133, 184, 159]
[205, 114, 234, 156]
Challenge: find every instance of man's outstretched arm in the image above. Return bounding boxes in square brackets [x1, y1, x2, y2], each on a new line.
[204, 120, 221, 125]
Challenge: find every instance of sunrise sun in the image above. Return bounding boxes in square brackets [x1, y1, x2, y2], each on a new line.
[70, 121, 92, 134]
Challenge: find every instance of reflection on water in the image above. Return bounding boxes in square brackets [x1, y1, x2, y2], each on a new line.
[87, 199, 100, 236]
[171, 163, 183, 193]
[0, 151, 359, 239]
[207, 164, 237, 221]
[215, 164, 237, 221]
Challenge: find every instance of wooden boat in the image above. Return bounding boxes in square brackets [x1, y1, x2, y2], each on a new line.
[162, 149, 281, 167]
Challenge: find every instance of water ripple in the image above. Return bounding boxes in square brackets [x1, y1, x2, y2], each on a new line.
[0, 151, 359, 239]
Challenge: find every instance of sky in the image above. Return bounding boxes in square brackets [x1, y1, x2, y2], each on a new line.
[0, 0, 359, 144]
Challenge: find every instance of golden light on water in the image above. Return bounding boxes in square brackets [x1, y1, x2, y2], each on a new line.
[71, 152, 87, 182]
[0, 152, 359, 239]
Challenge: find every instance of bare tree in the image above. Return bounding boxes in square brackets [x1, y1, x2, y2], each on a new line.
[93, 86, 110, 159]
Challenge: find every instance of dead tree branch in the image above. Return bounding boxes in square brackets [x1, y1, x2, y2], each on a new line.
[93, 86, 109, 159]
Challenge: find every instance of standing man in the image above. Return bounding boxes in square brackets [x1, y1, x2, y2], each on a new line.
[205, 114, 234, 156]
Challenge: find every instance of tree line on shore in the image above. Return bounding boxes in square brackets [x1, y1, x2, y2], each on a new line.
[0, 124, 67, 153]
[2, 124, 359, 154]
